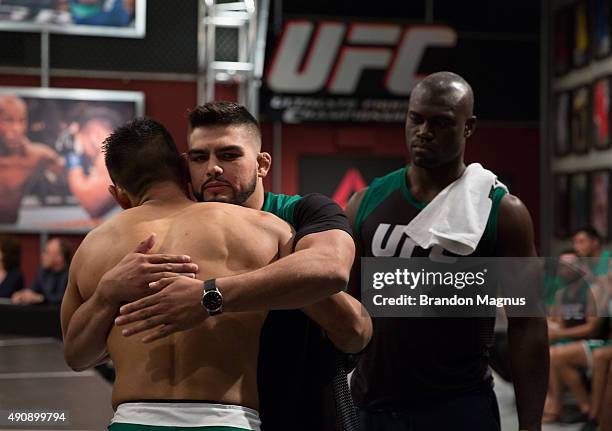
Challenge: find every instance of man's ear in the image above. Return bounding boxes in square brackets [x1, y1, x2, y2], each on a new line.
[464, 116, 477, 138]
[108, 184, 133, 210]
[257, 152, 272, 178]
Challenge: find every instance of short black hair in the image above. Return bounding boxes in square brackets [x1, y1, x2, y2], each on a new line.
[103, 118, 184, 198]
[188, 102, 260, 137]
[573, 226, 602, 242]
[0, 236, 21, 271]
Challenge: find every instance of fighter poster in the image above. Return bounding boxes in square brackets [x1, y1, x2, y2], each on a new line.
[0, 87, 143, 232]
[0, 0, 146, 38]
[590, 170, 611, 239]
[299, 156, 405, 209]
[570, 172, 590, 233]
[592, 77, 611, 150]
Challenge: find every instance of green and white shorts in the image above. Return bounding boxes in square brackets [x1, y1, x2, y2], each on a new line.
[582, 339, 612, 368]
[108, 402, 261, 431]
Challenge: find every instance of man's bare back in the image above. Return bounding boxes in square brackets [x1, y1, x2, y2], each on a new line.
[62, 200, 293, 410]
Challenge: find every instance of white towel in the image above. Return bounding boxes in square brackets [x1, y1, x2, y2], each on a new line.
[403, 163, 508, 256]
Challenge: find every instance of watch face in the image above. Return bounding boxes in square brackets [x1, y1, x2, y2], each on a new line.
[203, 291, 223, 311]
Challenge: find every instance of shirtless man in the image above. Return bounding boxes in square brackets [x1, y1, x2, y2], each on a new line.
[61, 118, 293, 430]
[0, 95, 63, 224]
[110, 103, 369, 429]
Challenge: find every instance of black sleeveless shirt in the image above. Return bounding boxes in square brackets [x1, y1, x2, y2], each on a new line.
[351, 166, 507, 407]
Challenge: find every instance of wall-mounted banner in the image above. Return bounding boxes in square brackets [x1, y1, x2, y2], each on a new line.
[0, 0, 146, 38]
[262, 19, 457, 123]
[299, 156, 405, 208]
[0, 87, 144, 233]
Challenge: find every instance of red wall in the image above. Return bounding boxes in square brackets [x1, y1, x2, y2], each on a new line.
[0, 74, 239, 154]
[0, 74, 540, 286]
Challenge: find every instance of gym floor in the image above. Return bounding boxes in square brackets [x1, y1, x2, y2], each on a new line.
[0, 334, 113, 430]
[0, 334, 582, 431]
[494, 372, 581, 431]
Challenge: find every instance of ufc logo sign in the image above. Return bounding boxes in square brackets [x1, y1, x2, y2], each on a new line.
[266, 21, 457, 95]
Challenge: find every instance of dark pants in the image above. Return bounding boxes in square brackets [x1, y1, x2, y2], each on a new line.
[357, 388, 501, 431]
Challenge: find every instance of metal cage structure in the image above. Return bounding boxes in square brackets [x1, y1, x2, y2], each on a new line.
[197, 0, 270, 118]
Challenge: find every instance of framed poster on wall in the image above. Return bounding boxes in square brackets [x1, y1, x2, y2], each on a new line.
[592, 0, 611, 59]
[554, 6, 573, 75]
[570, 172, 590, 233]
[592, 76, 611, 150]
[573, 0, 590, 68]
[0, 0, 146, 38]
[572, 87, 590, 153]
[555, 91, 571, 156]
[590, 170, 611, 240]
[0, 86, 144, 232]
[554, 174, 570, 239]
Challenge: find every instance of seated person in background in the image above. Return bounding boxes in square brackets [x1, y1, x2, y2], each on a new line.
[581, 334, 612, 431]
[548, 251, 598, 342]
[549, 292, 611, 426]
[602, 362, 612, 431]
[573, 226, 610, 279]
[0, 236, 24, 298]
[544, 250, 600, 423]
[577, 283, 612, 431]
[11, 237, 72, 305]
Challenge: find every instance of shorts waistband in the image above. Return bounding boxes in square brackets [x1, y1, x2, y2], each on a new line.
[111, 401, 260, 430]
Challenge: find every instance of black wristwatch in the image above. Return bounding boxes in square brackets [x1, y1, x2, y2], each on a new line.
[201, 279, 223, 316]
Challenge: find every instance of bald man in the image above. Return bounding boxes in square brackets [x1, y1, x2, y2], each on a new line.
[0, 95, 63, 224]
[346, 72, 548, 431]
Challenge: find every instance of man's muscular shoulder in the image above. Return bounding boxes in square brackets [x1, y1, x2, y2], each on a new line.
[185, 202, 294, 252]
[496, 194, 537, 257]
[345, 188, 368, 229]
[70, 220, 122, 298]
[223, 204, 295, 257]
[233, 206, 294, 252]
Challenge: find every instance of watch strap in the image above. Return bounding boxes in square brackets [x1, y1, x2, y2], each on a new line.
[204, 278, 217, 293]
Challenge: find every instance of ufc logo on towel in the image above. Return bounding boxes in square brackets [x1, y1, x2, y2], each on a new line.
[266, 21, 457, 96]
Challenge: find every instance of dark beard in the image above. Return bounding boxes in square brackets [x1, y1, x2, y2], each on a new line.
[197, 173, 257, 206]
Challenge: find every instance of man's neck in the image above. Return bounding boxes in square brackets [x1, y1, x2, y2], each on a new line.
[244, 182, 266, 210]
[407, 161, 466, 202]
[137, 182, 192, 207]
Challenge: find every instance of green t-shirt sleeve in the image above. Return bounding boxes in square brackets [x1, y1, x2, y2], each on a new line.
[262, 192, 302, 225]
[263, 192, 352, 244]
